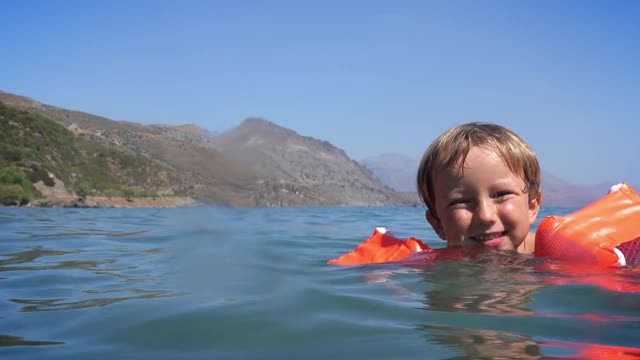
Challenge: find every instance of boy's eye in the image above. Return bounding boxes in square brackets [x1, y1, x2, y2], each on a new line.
[493, 191, 513, 200]
[449, 198, 470, 207]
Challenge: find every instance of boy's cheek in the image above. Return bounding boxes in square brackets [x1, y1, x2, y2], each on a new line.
[442, 217, 469, 243]
[449, 211, 473, 227]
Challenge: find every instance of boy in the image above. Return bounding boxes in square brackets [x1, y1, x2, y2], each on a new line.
[416, 122, 542, 254]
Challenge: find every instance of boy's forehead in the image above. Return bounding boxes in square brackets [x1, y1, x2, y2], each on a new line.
[441, 146, 503, 172]
[434, 147, 521, 184]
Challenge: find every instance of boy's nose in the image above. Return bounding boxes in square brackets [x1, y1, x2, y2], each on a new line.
[476, 199, 498, 224]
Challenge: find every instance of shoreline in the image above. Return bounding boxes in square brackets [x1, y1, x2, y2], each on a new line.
[21, 196, 199, 208]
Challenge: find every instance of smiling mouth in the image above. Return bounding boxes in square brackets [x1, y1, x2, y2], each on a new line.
[470, 231, 507, 247]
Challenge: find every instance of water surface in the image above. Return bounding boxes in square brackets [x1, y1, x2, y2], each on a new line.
[1, 207, 639, 359]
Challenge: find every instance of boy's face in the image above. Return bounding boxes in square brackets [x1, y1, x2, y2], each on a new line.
[426, 146, 540, 252]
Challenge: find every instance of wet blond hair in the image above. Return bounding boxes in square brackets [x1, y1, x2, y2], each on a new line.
[416, 122, 540, 215]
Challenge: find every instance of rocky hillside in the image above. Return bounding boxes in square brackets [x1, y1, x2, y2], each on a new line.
[0, 101, 178, 206]
[0, 91, 417, 207]
[213, 118, 405, 206]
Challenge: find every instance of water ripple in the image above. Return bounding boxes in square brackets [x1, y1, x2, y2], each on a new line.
[10, 289, 184, 312]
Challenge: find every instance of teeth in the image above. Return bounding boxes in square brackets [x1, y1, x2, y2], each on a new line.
[474, 232, 504, 241]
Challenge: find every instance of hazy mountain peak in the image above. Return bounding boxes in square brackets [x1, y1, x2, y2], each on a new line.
[361, 153, 420, 192]
[231, 117, 297, 140]
[240, 117, 277, 127]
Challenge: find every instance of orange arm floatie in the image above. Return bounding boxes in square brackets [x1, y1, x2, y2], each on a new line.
[535, 182, 640, 266]
[327, 227, 432, 266]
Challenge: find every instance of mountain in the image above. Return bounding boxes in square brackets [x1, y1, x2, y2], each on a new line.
[540, 170, 602, 208]
[0, 90, 417, 207]
[212, 118, 408, 206]
[361, 153, 420, 193]
[364, 152, 603, 208]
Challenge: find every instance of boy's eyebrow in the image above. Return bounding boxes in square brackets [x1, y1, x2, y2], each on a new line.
[440, 185, 468, 196]
[490, 178, 524, 188]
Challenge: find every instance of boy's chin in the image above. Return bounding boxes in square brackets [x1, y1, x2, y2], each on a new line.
[462, 237, 516, 251]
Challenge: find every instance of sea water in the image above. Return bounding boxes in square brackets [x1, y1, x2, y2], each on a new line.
[0, 207, 639, 359]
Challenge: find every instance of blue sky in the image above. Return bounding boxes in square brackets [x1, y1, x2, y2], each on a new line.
[2, 0, 639, 187]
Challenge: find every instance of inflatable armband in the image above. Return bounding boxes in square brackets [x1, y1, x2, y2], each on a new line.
[535, 182, 640, 266]
[327, 227, 432, 266]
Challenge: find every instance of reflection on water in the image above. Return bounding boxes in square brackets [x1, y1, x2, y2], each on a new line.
[422, 322, 640, 360]
[419, 252, 541, 316]
[538, 260, 640, 293]
[0, 246, 163, 283]
[420, 325, 541, 359]
[11, 289, 181, 312]
[540, 339, 640, 359]
[17, 230, 149, 239]
[408, 253, 542, 358]
[0, 334, 64, 347]
[0, 248, 73, 267]
[389, 250, 640, 359]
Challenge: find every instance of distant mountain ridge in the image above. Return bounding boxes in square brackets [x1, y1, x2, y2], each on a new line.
[539, 170, 604, 208]
[361, 153, 420, 193]
[362, 152, 603, 208]
[0, 90, 416, 207]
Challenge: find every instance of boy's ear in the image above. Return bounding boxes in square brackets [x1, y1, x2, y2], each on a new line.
[528, 191, 542, 225]
[426, 209, 446, 241]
